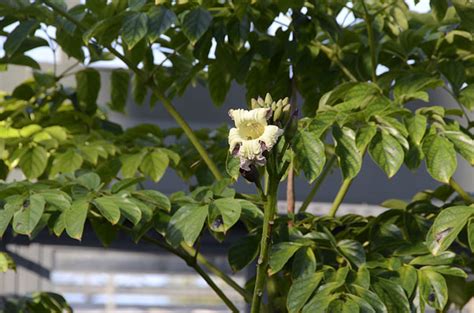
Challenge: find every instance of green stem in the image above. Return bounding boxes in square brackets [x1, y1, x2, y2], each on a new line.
[299, 155, 336, 213]
[115, 224, 239, 311]
[361, 1, 377, 82]
[192, 264, 240, 312]
[151, 91, 223, 180]
[250, 182, 278, 313]
[41, 0, 223, 181]
[319, 45, 358, 82]
[328, 178, 353, 217]
[449, 178, 474, 204]
[180, 244, 252, 303]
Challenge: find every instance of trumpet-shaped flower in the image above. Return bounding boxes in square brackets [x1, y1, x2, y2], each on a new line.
[228, 108, 283, 170]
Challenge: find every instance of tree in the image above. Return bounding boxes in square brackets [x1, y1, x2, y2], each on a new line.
[0, 0, 473, 312]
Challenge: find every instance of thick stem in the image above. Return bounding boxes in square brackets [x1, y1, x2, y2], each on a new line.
[286, 159, 295, 217]
[299, 155, 337, 213]
[328, 178, 353, 217]
[41, 0, 223, 181]
[361, 1, 377, 82]
[449, 178, 474, 204]
[250, 182, 278, 313]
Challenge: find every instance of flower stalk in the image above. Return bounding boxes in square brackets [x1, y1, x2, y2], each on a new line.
[250, 178, 278, 313]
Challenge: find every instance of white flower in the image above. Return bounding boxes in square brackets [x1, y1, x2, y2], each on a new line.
[228, 108, 283, 170]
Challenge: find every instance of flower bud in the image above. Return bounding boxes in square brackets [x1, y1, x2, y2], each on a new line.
[273, 104, 283, 123]
[257, 97, 265, 107]
[240, 164, 260, 183]
[265, 93, 273, 105]
[251, 98, 259, 109]
[271, 101, 277, 111]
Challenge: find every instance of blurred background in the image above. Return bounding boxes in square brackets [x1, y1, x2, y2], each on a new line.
[0, 0, 473, 312]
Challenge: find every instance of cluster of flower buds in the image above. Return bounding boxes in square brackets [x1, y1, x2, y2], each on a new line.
[250, 93, 291, 124]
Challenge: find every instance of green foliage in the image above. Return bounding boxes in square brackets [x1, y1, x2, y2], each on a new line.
[0, 0, 473, 312]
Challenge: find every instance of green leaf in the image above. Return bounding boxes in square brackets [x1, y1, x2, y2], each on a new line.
[0, 252, 16, 272]
[302, 293, 339, 313]
[208, 198, 241, 233]
[19, 146, 48, 179]
[90, 218, 117, 247]
[431, 0, 448, 21]
[13, 194, 45, 235]
[121, 12, 148, 49]
[419, 269, 448, 310]
[129, 0, 146, 11]
[121, 151, 146, 178]
[139, 150, 169, 182]
[115, 197, 142, 225]
[426, 206, 474, 255]
[309, 111, 338, 137]
[345, 294, 376, 313]
[65, 198, 89, 240]
[133, 190, 170, 212]
[94, 196, 121, 225]
[110, 69, 130, 112]
[397, 264, 418, 297]
[372, 277, 410, 313]
[208, 60, 231, 106]
[269, 242, 303, 275]
[40, 191, 71, 210]
[349, 284, 388, 313]
[83, 15, 124, 46]
[287, 272, 324, 313]
[453, 0, 474, 29]
[459, 85, 474, 110]
[422, 135, 457, 183]
[50, 149, 83, 177]
[76, 172, 101, 190]
[369, 131, 404, 178]
[76, 68, 101, 113]
[410, 251, 455, 265]
[337, 239, 366, 267]
[356, 124, 377, 152]
[405, 114, 427, 146]
[182, 7, 212, 44]
[292, 247, 316, 279]
[333, 126, 362, 179]
[444, 131, 474, 165]
[228, 234, 259, 272]
[468, 218, 474, 253]
[0, 197, 19, 237]
[166, 204, 208, 247]
[294, 129, 326, 183]
[4, 20, 38, 57]
[353, 265, 370, 289]
[424, 265, 467, 278]
[147, 6, 177, 42]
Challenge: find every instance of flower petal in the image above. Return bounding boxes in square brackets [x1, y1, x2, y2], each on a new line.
[228, 128, 243, 153]
[258, 125, 283, 150]
[229, 108, 270, 128]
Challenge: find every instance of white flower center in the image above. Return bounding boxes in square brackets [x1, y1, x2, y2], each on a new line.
[239, 122, 265, 140]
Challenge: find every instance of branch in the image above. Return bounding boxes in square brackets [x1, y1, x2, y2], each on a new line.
[41, 0, 223, 181]
[250, 180, 278, 313]
[328, 178, 353, 217]
[115, 224, 240, 312]
[299, 155, 336, 213]
[449, 178, 474, 204]
[361, 1, 377, 82]
[319, 44, 358, 82]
